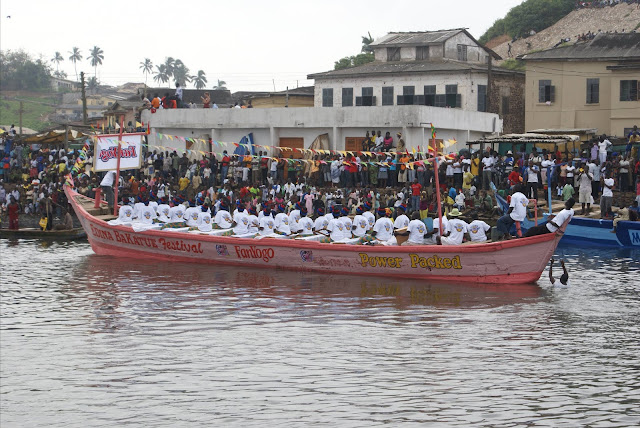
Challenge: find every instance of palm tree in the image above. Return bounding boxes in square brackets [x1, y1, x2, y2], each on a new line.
[51, 51, 64, 73]
[193, 70, 207, 89]
[172, 59, 191, 86]
[153, 64, 169, 85]
[361, 32, 374, 53]
[88, 45, 104, 78]
[68, 47, 82, 81]
[139, 58, 153, 94]
[163, 57, 175, 81]
[214, 79, 227, 90]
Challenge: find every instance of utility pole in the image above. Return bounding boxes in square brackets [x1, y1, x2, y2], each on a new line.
[18, 101, 24, 138]
[80, 72, 88, 125]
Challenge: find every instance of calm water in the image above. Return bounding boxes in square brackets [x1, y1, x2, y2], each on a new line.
[1, 239, 639, 427]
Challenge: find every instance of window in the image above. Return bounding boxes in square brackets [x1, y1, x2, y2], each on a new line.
[416, 46, 429, 60]
[434, 94, 447, 108]
[382, 86, 394, 106]
[424, 85, 436, 106]
[322, 88, 333, 107]
[362, 87, 373, 97]
[477, 84, 487, 112]
[445, 85, 459, 108]
[620, 80, 638, 101]
[400, 86, 415, 105]
[342, 88, 353, 107]
[586, 78, 599, 104]
[501, 96, 510, 115]
[387, 47, 401, 61]
[538, 80, 555, 103]
[457, 44, 467, 61]
[357, 87, 375, 106]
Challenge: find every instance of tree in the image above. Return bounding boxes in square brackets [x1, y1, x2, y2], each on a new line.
[87, 76, 98, 94]
[139, 58, 153, 88]
[172, 59, 191, 86]
[153, 64, 169, 85]
[88, 45, 104, 78]
[334, 52, 374, 70]
[51, 51, 64, 73]
[361, 32, 374, 53]
[193, 70, 207, 89]
[213, 79, 227, 90]
[0, 49, 52, 91]
[53, 70, 68, 79]
[163, 57, 175, 80]
[68, 47, 82, 81]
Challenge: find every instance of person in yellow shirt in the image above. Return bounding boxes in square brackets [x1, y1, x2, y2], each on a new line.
[179, 175, 190, 191]
[470, 153, 480, 177]
[462, 164, 474, 192]
[398, 154, 410, 184]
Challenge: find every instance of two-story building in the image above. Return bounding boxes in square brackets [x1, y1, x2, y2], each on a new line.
[521, 33, 640, 138]
[308, 28, 525, 135]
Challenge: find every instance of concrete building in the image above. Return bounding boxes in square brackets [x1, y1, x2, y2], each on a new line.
[308, 29, 525, 134]
[142, 105, 501, 157]
[245, 86, 315, 108]
[521, 33, 640, 138]
[50, 76, 78, 92]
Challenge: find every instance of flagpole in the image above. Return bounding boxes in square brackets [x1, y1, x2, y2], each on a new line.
[430, 124, 444, 235]
[113, 115, 124, 216]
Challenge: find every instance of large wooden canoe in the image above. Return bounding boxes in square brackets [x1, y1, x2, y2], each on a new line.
[66, 187, 566, 284]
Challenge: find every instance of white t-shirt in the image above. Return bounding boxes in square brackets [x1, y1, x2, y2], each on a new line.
[168, 206, 186, 223]
[100, 171, 116, 187]
[233, 210, 250, 234]
[546, 208, 573, 233]
[352, 215, 369, 237]
[198, 212, 213, 232]
[184, 207, 201, 227]
[247, 214, 259, 234]
[527, 166, 539, 183]
[157, 204, 171, 222]
[394, 214, 410, 229]
[482, 156, 494, 172]
[327, 217, 347, 241]
[214, 210, 233, 229]
[373, 217, 394, 241]
[407, 219, 427, 244]
[362, 211, 375, 229]
[297, 217, 314, 235]
[468, 219, 491, 242]
[602, 178, 614, 198]
[137, 206, 155, 224]
[509, 192, 529, 222]
[598, 139, 611, 153]
[259, 216, 276, 235]
[314, 215, 329, 231]
[274, 212, 291, 234]
[288, 210, 301, 232]
[445, 218, 468, 245]
[566, 165, 575, 177]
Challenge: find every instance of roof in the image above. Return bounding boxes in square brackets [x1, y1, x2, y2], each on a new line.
[528, 128, 598, 135]
[247, 86, 315, 100]
[521, 32, 640, 62]
[308, 58, 519, 80]
[467, 133, 581, 145]
[370, 28, 500, 60]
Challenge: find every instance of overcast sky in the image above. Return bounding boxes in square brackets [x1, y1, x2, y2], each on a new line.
[1, 0, 523, 92]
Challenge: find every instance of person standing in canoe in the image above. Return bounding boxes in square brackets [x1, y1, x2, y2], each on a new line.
[7, 195, 20, 229]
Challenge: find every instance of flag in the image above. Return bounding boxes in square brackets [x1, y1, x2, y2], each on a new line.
[430, 124, 436, 140]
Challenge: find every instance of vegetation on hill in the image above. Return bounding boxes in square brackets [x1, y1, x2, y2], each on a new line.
[334, 33, 376, 70]
[0, 95, 57, 131]
[479, 0, 574, 44]
[0, 50, 52, 91]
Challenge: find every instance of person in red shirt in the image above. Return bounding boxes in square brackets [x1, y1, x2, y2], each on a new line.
[410, 178, 422, 212]
[508, 170, 522, 188]
[7, 196, 20, 229]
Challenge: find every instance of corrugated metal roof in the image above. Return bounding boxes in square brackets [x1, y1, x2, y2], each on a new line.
[370, 29, 465, 46]
[521, 33, 640, 61]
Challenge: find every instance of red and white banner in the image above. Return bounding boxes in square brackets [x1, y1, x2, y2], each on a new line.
[93, 134, 142, 172]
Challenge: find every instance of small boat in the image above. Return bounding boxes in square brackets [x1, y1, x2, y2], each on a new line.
[496, 194, 640, 248]
[0, 227, 87, 240]
[66, 186, 567, 285]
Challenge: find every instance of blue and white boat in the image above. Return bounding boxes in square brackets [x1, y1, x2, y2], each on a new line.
[495, 194, 640, 248]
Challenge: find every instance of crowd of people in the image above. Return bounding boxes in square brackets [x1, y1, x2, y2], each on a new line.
[575, 0, 640, 9]
[2, 126, 639, 243]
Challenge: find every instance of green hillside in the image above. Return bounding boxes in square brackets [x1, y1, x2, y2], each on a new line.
[0, 94, 57, 132]
[479, 0, 574, 44]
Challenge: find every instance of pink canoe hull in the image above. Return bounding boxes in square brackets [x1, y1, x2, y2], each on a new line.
[67, 188, 563, 284]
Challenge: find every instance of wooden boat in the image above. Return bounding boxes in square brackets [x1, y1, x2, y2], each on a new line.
[66, 186, 568, 284]
[0, 227, 87, 240]
[496, 194, 640, 248]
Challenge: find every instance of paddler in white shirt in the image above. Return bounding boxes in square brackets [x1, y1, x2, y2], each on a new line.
[371, 207, 394, 244]
[396, 212, 428, 245]
[352, 204, 373, 243]
[197, 208, 213, 232]
[258, 207, 276, 236]
[246, 206, 260, 234]
[525, 198, 575, 237]
[393, 204, 410, 229]
[467, 211, 491, 242]
[184, 200, 201, 228]
[213, 199, 233, 229]
[439, 208, 469, 245]
[274, 203, 291, 235]
[289, 202, 303, 234]
[496, 184, 528, 240]
[361, 201, 375, 230]
[326, 206, 346, 242]
[339, 206, 353, 239]
[313, 207, 329, 232]
[156, 203, 171, 223]
[232, 203, 250, 235]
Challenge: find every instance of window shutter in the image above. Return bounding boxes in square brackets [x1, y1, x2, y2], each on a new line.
[456, 94, 462, 108]
[356, 96, 363, 106]
[550, 86, 556, 103]
[632, 81, 639, 101]
[539, 83, 545, 103]
[397, 95, 404, 106]
[594, 82, 599, 103]
[586, 81, 592, 104]
[416, 95, 425, 105]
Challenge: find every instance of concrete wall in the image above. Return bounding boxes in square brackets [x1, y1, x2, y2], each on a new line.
[313, 72, 488, 111]
[443, 32, 489, 64]
[524, 60, 640, 137]
[490, 72, 526, 134]
[142, 106, 502, 156]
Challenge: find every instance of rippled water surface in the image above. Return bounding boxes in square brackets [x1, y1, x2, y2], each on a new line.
[1, 239, 639, 427]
